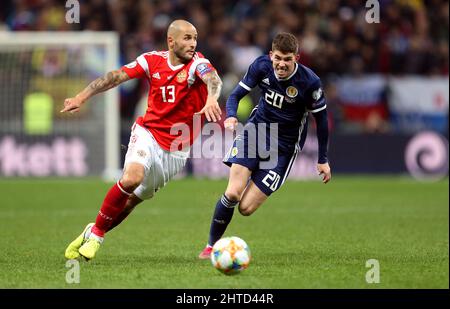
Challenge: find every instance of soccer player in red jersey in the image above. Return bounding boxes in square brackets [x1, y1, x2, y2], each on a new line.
[63, 20, 222, 260]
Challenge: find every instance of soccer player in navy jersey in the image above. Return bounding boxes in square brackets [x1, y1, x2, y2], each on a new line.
[199, 32, 331, 259]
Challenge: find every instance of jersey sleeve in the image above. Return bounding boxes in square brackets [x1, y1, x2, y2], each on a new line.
[238, 58, 264, 91]
[187, 52, 216, 85]
[305, 79, 326, 113]
[121, 53, 150, 79]
[195, 62, 215, 78]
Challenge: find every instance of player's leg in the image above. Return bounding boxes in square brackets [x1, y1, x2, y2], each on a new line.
[65, 123, 153, 260]
[77, 162, 145, 260]
[106, 134, 189, 231]
[238, 180, 268, 216]
[199, 126, 259, 259]
[210, 163, 251, 243]
[93, 162, 145, 236]
[199, 163, 251, 259]
[64, 163, 145, 260]
[106, 193, 143, 232]
[66, 193, 139, 259]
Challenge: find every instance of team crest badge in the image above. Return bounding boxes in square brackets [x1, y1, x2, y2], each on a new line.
[137, 150, 146, 158]
[176, 69, 187, 82]
[231, 147, 238, 157]
[286, 86, 298, 98]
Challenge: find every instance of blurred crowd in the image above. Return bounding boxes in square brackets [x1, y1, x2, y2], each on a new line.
[0, 0, 448, 133]
[2, 0, 448, 75]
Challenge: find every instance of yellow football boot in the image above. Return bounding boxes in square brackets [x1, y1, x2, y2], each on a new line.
[78, 237, 102, 260]
[64, 223, 94, 259]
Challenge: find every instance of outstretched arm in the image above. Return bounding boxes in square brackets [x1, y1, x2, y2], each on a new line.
[196, 70, 223, 122]
[61, 69, 130, 114]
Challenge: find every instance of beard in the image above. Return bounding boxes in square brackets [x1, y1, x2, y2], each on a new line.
[173, 45, 194, 63]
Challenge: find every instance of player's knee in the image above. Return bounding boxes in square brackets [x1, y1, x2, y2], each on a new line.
[224, 190, 241, 203]
[238, 202, 255, 216]
[238, 207, 253, 216]
[225, 184, 246, 202]
[120, 176, 142, 191]
[121, 170, 144, 191]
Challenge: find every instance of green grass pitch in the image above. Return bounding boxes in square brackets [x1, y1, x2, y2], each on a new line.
[0, 176, 448, 288]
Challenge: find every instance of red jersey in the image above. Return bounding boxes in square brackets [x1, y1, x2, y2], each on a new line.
[121, 51, 215, 151]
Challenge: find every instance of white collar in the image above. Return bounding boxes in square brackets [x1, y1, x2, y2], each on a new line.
[274, 63, 298, 81]
[167, 57, 185, 71]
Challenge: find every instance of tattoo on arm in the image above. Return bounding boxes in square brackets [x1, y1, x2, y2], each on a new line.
[202, 71, 222, 99]
[84, 69, 130, 99]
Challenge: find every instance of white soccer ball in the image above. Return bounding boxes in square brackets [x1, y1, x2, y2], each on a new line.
[211, 236, 251, 275]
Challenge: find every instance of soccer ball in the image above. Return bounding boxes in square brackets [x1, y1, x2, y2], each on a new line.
[211, 236, 251, 275]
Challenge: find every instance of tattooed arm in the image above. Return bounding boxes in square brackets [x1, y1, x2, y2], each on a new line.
[204, 70, 222, 101]
[195, 70, 223, 122]
[61, 69, 130, 114]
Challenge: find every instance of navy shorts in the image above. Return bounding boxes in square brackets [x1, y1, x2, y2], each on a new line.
[223, 132, 299, 196]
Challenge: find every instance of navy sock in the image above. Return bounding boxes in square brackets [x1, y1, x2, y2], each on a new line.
[207, 194, 238, 246]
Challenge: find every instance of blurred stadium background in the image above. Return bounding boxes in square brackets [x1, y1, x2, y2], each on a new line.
[0, 0, 448, 289]
[0, 0, 448, 179]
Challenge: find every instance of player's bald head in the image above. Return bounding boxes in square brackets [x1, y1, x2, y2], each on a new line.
[167, 20, 198, 64]
[167, 20, 197, 39]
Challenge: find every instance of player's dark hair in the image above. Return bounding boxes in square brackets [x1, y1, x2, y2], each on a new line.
[272, 33, 299, 54]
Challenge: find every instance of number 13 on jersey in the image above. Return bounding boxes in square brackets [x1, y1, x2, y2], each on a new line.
[160, 85, 175, 103]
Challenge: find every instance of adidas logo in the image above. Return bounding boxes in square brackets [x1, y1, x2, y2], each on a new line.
[262, 78, 270, 85]
[152, 72, 161, 79]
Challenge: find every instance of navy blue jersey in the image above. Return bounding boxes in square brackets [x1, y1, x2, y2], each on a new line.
[227, 55, 326, 154]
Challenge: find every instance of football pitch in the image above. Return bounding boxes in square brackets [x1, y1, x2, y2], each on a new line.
[0, 176, 448, 289]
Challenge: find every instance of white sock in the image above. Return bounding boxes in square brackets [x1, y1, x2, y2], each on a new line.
[84, 226, 92, 240]
[89, 233, 104, 243]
